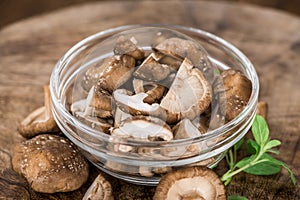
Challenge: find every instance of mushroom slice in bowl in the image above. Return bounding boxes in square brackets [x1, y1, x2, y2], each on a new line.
[18, 85, 59, 138]
[154, 37, 215, 81]
[160, 58, 212, 120]
[75, 112, 112, 134]
[132, 79, 166, 104]
[71, 86, 112, 119]
[153, 166, 226, 200]
[162, 119, 203, 158]
[114, 35, 145, 60]
[111, 116, 173, 141]
[133, 52, 172, 81]
[95, 55, 136, 93]
[221, 69, 252, 121]
[113, 89, 162, 116]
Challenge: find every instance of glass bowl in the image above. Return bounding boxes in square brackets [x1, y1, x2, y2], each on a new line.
[50, 25, 259, 185]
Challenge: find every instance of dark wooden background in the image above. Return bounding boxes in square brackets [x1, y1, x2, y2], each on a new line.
[1, 0, 300, 29]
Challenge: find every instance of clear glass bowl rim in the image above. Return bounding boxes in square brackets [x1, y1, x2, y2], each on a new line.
[50, 24, 259, 147]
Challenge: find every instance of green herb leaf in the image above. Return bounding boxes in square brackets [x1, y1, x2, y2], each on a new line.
[243, 159, 281, 175]
[262, 154, 297, 185]
[234, 138, 244, 151]
[246, 139, 260, 154]
[252, 115, 269, 146]
[228, 195, 248, 200]
[235, 155, 256, 168]
[264, 139, 281, 151]
[266, 149, 280, 155]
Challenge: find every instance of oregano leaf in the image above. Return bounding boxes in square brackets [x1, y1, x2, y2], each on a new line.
[228, 195, 248, 200]
[252, 115, 269, 146]
[264, 139, 281, 150]
[246, 139, 260, 154]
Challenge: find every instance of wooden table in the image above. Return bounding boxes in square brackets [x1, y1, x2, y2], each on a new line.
[0, 1, 299, 199]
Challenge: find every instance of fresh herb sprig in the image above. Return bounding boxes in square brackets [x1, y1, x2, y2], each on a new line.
[221, 115, 296, 186]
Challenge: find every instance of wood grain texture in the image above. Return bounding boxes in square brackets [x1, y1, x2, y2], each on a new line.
[0, 0, 299, 199]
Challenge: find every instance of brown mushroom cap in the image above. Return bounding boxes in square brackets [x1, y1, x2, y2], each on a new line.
[83, 173, 114, 200]
[221, 69, 252, 121]
[18, 85, 59, 138]
[133, 52, 172, 81]
[154, 37, 215, 81]
[71, 86, 113, 119]
[153, 166, 226, 200]
[95, 55, 136, 93]
[114, 35, 144, 60]
[81, 60, 109, 92]
[12, 134, 89, 193]
[160, 58, 212, 120]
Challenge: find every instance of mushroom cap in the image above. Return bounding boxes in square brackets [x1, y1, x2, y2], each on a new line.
[221, 69, 252, 121]
[12, 134, 89, 193]
[71, 86, 113, 119]
[154, 37, 215, 81]
[111, 116, 173, 141]
[113, 35, 144, 60]
[81, 60, 108, 92]
[95, 55, 136, 93]
[133, 52, 172, 81]
[18, 85, 59, 138]
[83, 173, 114, 200]
[160, 58, 212, 120]
[153, 166, 226, 200]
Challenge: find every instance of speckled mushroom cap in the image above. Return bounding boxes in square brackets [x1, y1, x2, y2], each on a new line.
[12, 134, 89, 193]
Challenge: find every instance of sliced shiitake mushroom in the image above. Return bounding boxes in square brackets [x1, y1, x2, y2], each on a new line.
[132, 79, 166, 104]
[153, 166, 226, 200]
[75, 112, 112, 134]
[83, 173, 114, 200]
[114, 35, 144, 60]
[81, 60, 109, 92]
[160, 58, 212, 120]
[111, 116, 173, 141]
[154, 37, 215, 81]
[114, 107, 132, 128]
[12, 134, 89, 193]
[95, 55, 136, 94]
[133, 52, 172, 81]
[18, 85, 59, 138]
[113, 89, 162, 116]
[162, 119, 203, 158]
[221, 69, 252, 121]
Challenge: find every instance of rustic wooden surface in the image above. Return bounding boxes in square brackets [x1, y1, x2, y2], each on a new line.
[0, 0, 299, 199]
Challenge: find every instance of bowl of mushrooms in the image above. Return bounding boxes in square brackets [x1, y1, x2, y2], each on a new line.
[50, 25, 259, 185]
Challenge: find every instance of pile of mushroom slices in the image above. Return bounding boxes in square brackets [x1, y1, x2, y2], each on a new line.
[71, 35, 252, 157]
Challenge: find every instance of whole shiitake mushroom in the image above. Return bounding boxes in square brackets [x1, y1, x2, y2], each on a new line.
[12, 134, 89, 193]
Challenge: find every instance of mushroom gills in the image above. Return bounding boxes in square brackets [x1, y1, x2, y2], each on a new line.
[82, 173, 114, 200]
[111, 116, 173, 141]
[153, 167, 226, 200]
[18, 85, 59, 138]
[160, 58, 212, 120]
[113, 89, 162, 116]
[162, 119, 203, 158]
